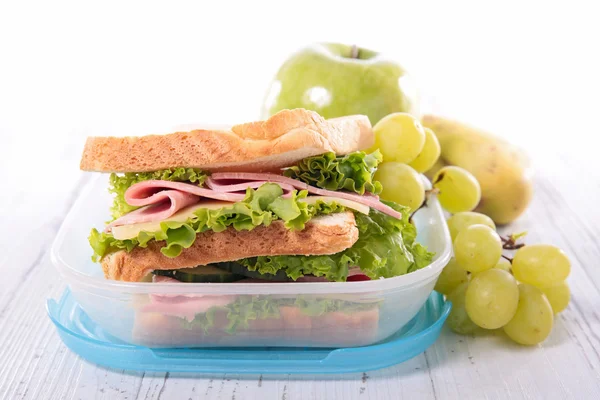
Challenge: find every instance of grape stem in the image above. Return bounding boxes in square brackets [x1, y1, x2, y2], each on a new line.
[503, 243, 525, 250]
[501, 254, 514, 263]
[501, 235, 526, 250]
[350, 45, 359, 59]
[427, 188, 440, 196]
[409, 188, 439, 222]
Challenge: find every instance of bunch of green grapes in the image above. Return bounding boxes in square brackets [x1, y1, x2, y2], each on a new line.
[371, 112, 481, 214]
[370, 112, 571, 346]
[436, 213, 571, 345]
[371, 113, 438, 211]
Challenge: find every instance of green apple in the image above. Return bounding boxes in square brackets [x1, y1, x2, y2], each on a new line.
[262, 43, 419, 124]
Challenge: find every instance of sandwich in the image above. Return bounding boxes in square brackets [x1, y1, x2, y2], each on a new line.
[81, 108, 433, 346]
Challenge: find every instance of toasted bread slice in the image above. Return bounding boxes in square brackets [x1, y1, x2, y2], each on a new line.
[80, 109, 373, 173]
[102, 212, 358, 282]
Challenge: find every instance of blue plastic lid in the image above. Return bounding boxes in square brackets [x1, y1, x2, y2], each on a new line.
[47, 289, 450, 374]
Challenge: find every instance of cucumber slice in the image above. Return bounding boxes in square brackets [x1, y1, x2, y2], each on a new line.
[153, 265, 245, 283]
[212, 261, 292, 282]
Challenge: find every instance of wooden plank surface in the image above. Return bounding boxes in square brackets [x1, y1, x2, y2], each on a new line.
[1, 138, 599, 400]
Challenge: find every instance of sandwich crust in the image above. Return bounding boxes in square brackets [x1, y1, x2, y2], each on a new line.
[102, 212, 358, 282]
[80, 109, 373, 173]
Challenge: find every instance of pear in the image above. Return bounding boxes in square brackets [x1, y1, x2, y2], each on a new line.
[422, 115, 533, 225]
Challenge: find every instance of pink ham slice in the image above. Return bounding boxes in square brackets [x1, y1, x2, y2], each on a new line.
[209, 172, 403, 219]
[205, 177, 296, 195]
[108, 170, 401, 230]
[106, 190, 199, 230]
[105, 180, 247, 231]
[152, 275, 183, 284]
[125, 180, 247, 204]
[142, 295, 237, 321]
[146, 275, 236, 320]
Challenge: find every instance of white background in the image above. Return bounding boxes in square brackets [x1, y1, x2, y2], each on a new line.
[2, 3, 600, 399]
[1, 0, 599, 166]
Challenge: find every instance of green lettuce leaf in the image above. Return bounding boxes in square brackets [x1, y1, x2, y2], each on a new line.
[108, 168, 207, 220]
[181, 295, 380, 334]
[239, 201, 434, 281]
[284, 150, 383, 195]
[89, 183, 345, 262]
[161, 222, 197, 257]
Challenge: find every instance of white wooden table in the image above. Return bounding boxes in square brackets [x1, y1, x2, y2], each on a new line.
[1, 136, 599, 400]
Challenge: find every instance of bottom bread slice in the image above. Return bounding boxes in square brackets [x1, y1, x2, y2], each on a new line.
[102, 212, 358, 282]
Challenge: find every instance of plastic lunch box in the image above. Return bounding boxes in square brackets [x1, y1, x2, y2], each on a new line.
[51, 174, 452, 349]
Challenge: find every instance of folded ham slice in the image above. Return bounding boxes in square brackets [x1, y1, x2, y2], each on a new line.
[142, 295, 237, 322]
[108, 171, 402, 229]
[145, 276, 237, 320]
[106, 181, 247, 231]
[209, 172, 403, 219]
[125, 180, 247, 204]
[106, 190, 199, 230]
[205, 177, 296, 195]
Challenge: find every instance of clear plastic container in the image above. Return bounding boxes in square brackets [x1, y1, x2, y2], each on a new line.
[51, 174, 452, 348]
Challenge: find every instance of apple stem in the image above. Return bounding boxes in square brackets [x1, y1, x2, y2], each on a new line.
[350, 45, 359, 59]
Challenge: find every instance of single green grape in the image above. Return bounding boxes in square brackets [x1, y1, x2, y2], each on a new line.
[433, 166, 481, 213]
[465, 269, 519, 329]
[493, 257, 512, 273]
[369, 113, 426, 164]
[512, 244, 571, 288]
[472, 257, 512, 278]
[374, 162, 425, 211]
[454, 224, 502, 273]
[503, 284, 554, 345]
[472, 258, 512, 280]
[446, 282, 480, 335]
[542, 281, 571, 314]
[446, 211, 496, 242]
[434, 258, 469, 295]
[408, 127, 441, 173]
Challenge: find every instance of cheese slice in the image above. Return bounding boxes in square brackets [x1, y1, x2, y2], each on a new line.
[111, 200, 234, 240]
[299, 196, 370, 215]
